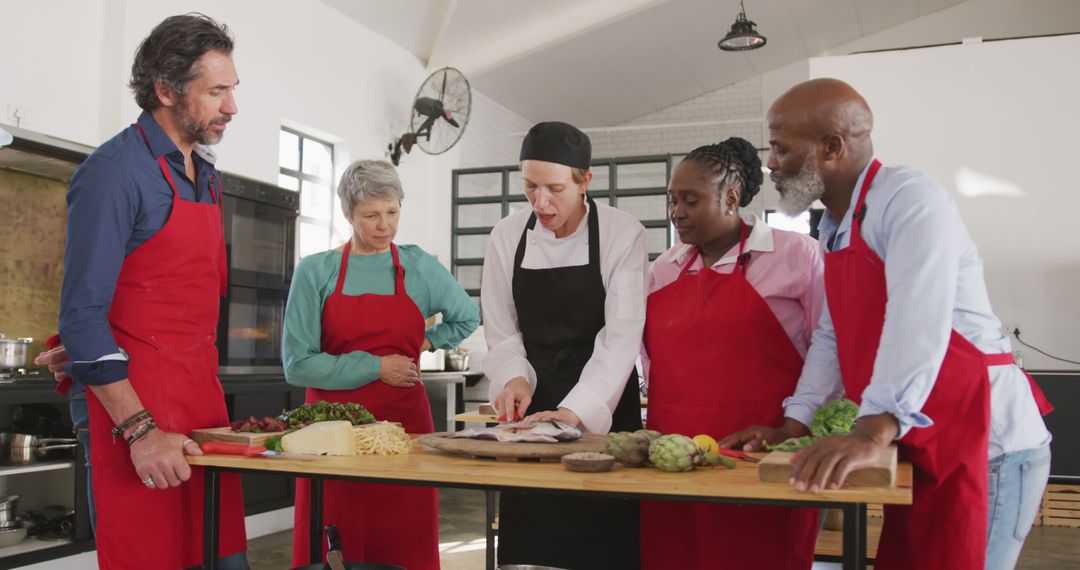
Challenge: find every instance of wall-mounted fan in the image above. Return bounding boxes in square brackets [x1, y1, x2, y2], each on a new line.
[389, 67, 472, 166]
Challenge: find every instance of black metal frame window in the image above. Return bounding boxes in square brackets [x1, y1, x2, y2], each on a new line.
[278, 127, 340, 258]
[451, 155, 675, 315]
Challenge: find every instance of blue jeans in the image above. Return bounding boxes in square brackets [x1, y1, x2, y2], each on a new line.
[69, 393, 95, 531]
[72, 394, 250, 569]
[986, 445, 1050, 570]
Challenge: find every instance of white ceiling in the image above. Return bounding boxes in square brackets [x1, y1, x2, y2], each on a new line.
[325, 0, 1080, 127]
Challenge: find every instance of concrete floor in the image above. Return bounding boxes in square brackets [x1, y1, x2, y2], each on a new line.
[249, 489, 1080, 569]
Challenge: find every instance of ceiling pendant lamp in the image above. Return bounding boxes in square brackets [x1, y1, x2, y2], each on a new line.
[718, 0, 767, 52]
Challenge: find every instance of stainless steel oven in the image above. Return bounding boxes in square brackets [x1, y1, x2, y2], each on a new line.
[217, 173, 298, 374]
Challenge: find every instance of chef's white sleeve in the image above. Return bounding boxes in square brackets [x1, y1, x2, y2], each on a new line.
[481, 223, 538, 402]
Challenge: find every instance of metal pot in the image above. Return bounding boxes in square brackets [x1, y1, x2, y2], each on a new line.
[0, 333, 33, 370]
[0, 433, 77, 465]
[0, 524, 27, 548]
[0, 495, 19, 528]
[446, 350, 470, 371]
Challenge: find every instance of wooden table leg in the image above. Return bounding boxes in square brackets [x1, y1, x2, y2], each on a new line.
[203, 467, 220, 570]
[842, 502, 868, 570]
[310, 478, 324, 564]
[485, 490, 497, 570]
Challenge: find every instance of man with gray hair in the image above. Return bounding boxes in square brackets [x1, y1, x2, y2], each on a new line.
[50, 13, 249, 569]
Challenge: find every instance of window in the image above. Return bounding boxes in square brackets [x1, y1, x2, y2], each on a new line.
[279, 127, 342, 258]
[451, 155, 675, 317]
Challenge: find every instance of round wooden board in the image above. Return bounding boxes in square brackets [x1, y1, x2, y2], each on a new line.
[417, 432, 606, 461]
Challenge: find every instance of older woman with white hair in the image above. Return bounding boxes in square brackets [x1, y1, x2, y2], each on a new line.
[283, 159, 479, 569]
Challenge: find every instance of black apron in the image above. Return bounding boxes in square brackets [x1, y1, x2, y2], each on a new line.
[498, 196, 642, 570]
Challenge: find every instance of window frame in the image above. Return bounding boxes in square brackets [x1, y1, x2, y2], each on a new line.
[279, 126, 339, 257]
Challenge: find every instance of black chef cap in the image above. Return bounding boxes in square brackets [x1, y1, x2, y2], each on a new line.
[519, 121, 591, 169]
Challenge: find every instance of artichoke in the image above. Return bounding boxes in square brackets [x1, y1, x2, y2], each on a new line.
[635, 429, 662, 443]
[605, 431, 651, 467]
[648, 434, 700, 472]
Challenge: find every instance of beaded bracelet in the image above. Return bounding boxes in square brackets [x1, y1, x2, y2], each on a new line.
[125, 420, 158, 446]
[111, 409, 152, 440]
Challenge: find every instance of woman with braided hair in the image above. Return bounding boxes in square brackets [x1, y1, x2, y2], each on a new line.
[640, 137, 824, 569]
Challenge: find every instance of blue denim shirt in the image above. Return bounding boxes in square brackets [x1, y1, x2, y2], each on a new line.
[59, 111, 219, 389]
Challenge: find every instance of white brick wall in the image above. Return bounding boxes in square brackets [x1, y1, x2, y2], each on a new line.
[457, 90, 531, 168]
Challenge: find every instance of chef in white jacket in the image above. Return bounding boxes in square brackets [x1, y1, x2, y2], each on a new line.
[481, 121, 647, 569]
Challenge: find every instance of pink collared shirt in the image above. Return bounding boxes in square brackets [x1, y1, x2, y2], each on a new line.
[643, 216, 825, 382]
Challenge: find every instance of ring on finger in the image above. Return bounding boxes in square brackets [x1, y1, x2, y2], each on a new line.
[142, 477, 155, 488]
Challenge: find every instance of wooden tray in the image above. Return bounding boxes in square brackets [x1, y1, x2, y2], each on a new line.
[189, 427, 281, 446]
[417, 432, 606, 461]
[758, 445, 897, 487]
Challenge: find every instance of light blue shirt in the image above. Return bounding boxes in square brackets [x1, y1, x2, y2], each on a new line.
[784, 160, 1050, 457]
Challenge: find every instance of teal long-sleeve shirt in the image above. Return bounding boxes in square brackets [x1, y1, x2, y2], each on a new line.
[283, 244, 479, 390]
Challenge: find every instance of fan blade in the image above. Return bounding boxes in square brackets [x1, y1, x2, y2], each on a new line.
[443, 115, 460, 128]
[440, 69, 447, 100]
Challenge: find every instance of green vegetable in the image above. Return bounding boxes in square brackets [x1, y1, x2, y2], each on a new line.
[279, 401, 376, 428]
[764, 436, 814, 452]
[810, 398, 859, 438]
[264, 434, 285, 452]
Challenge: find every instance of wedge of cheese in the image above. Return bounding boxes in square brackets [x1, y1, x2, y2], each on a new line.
[281, 421, 357, 456]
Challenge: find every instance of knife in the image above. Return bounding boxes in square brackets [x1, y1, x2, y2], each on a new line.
[198, 441, 315, 460]
[325, 523, 346, 570]
[715, 447, 760, 463]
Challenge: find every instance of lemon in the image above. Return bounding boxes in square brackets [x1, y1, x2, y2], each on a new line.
[692, 434, 719, 455]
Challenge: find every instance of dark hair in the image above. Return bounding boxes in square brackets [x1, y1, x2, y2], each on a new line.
[129, 13, 233, 110]
[683, 137, 763, 207]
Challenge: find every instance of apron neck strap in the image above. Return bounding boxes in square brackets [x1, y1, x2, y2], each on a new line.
[133, 122, 220, 206]
[681, 220, 749, 275]
[850, 159, 882, 247]
[134, 123, 179, 200]
[390, 243, 405, 294]
[336, 242, 405, 295]
[515, 194, 600, 270]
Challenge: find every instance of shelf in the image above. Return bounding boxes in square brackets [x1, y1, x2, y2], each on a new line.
[0, 536, 73, 558]
[0, 460, 74, 477]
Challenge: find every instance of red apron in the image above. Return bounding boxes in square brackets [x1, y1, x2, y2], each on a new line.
[87, 125, 246, 569]
[641, 223, 819, 570]
[827, 159, 994, 569]
[292, 242, 439, 569]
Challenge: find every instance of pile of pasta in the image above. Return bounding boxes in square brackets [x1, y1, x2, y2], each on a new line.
[353, 421, 412, 455]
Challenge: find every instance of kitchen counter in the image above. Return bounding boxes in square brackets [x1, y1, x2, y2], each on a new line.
[192, 442, 912, 570]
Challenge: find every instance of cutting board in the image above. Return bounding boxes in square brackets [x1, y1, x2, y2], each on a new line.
[757, 445, 898, 487]
[417, 432, 606, 461]
[189, 427, 281, 446]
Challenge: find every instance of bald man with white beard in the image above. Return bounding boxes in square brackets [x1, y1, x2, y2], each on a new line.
[723, 78, 1052, 570]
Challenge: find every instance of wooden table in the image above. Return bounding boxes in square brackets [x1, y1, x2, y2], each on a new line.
[191, 444, 912, 570]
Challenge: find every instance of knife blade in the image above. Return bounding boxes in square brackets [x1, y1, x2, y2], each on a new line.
[325, 524, 346, 570]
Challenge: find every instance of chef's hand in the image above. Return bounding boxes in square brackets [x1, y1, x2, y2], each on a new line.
[130, 429, 203, 490]
[420, 337, 433, 352]
[522, 407, 581, 428]
[33, 345, 70, 383]
[495, 377, 531, 422]
[720, 418, 810, 452]
[379, 354, 420, 388]
[790, 413, 898, 494]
